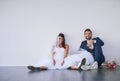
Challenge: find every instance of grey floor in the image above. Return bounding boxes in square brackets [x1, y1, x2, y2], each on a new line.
[0, 66, 120, 81]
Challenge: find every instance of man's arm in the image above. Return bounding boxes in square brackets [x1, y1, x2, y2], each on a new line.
[80, 41, 86, 49]
[80, 41, 93, 52]
[96, 37, 104, 46]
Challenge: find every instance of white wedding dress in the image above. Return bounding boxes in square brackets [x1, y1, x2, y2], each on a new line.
[51, 47, 65, 69]
[38, 47, 94, 69]
[62, 49, 94, 69]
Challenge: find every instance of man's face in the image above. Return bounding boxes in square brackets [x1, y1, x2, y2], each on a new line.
[84, 31, 92, 40]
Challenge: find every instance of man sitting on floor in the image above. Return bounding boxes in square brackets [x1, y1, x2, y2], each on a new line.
[80, 28, 105, 66]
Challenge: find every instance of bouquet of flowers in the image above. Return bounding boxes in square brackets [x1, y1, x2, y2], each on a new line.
[102, 60, 117, 69]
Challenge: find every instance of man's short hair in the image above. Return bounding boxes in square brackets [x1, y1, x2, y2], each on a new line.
[84, 28, 92, 34]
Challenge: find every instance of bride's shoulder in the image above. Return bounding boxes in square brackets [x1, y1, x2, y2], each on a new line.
[65, 44, 69, 48]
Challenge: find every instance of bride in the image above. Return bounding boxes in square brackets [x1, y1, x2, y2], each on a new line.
[27, 33, 97, 71]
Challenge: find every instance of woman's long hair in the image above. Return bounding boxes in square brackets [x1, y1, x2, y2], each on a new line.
[56, 33, 66, 48]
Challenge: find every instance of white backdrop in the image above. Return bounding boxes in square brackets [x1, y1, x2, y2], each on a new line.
[0, 0, 120, 66]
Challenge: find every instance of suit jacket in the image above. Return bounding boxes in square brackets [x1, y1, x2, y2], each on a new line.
[80, 37, 105, 66]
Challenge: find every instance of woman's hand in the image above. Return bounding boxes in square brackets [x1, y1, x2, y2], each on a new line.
[53, 59, 56, 66]
[61, 60, 64, 66]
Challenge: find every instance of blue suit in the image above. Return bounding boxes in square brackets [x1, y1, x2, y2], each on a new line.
[80, 37, 105, 66]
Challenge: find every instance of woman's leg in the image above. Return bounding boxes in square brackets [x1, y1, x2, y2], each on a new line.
[27, 66, 48, 71]
[39, 66, 48, 70]
[68, 65, 78, 70]
[68, 58, 86, 70]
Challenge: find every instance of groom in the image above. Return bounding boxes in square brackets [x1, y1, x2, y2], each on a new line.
[80, 28, 105, 66]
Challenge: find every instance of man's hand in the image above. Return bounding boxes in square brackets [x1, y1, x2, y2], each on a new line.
[87, 39, 94, 49]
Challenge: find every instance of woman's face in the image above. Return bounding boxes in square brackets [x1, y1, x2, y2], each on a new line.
[57, 36, 63, 44]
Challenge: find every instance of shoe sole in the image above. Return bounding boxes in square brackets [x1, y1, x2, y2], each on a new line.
[78, 58, 86, 70]
[27, 66, 36, 71]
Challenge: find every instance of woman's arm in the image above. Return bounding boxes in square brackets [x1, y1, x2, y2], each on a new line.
[51, 46, 56, 65]
[61, 44, 69, 66]
[64, 44, 69, 58]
